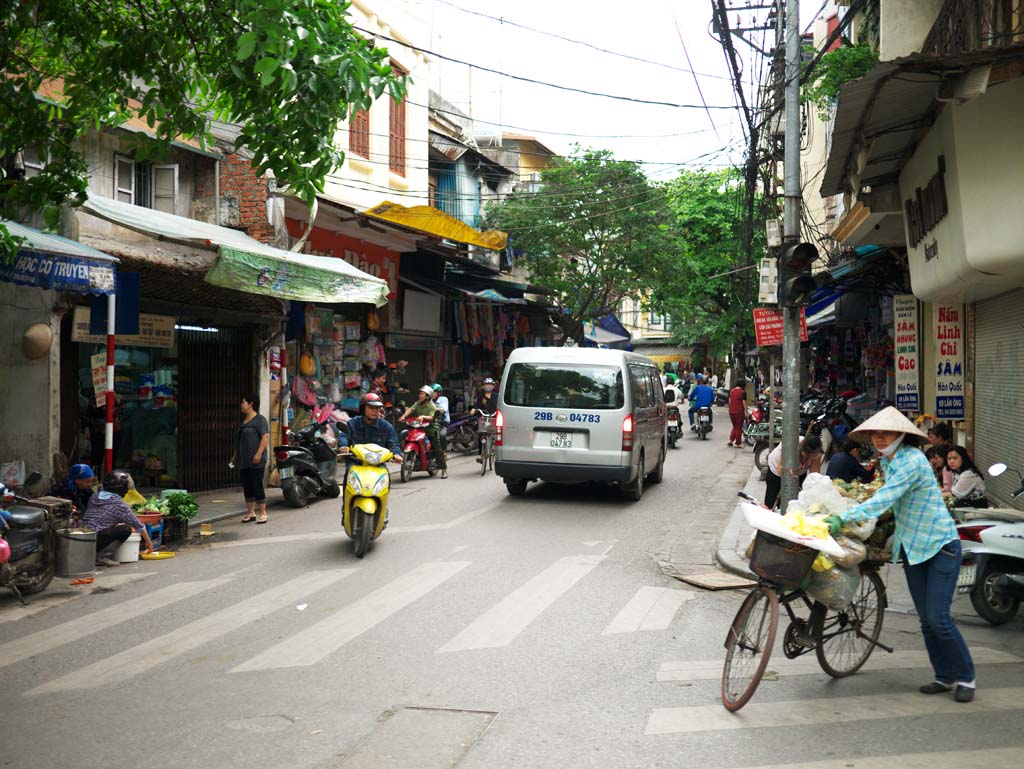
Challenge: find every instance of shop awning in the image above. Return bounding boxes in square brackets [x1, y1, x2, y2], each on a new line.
[631, 343, 694, 362]
[0, 219, 118, 295]
[363, 201, 508, 252]
[583, 314, 632, 349]
[80, 194, 389, 307]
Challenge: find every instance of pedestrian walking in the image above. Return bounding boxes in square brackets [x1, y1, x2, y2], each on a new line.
[727, 378, 746, 447]
[231, 393, 270, 524]
[823, 407, 976, 703]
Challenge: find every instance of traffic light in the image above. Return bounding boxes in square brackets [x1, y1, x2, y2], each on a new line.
[778, 241, 818, 306]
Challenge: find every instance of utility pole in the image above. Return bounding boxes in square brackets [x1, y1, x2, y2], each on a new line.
[780, 0, 802, 510]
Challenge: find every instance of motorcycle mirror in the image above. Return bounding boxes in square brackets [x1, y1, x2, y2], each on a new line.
[988, 462, 1008, 477]
[24, 471, 42, 487]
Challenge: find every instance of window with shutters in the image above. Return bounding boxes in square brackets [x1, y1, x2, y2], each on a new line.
[22, 146, 46, 178]
[388, 62, 407, 176]
[113, 154, 178, 213]
[349, 108, 369, 158]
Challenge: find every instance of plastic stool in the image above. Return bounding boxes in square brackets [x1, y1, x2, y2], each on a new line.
[145, 521, 164, 549]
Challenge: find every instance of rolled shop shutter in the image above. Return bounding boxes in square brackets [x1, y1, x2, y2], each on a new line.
[973, 288, 1024, 510]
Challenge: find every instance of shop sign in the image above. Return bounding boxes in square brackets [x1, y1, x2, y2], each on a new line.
[72, 307, 175, 348]
[286, 220, 400, 299]
[893, 294, 920, 412]
[0, 250, 116, 295]
[385, 333, 438, 351]
[934, 304, 964, 419]
[90, 351, 107, 407]
[752, 308, 807, 347]
[904, 156, 948, 248]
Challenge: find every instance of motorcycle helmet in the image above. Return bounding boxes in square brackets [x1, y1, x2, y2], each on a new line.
[696, 373, 704, 382]
[419, 385, 434, 398]
[431, 383, 443, 392]
[665, 373, 677, 385]
[359, 393, 385, 415]
[102, 470, 132, 498]
[483, 377, 496, 385]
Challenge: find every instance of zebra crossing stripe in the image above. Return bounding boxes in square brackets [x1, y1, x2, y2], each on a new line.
[438, 554, 605, 653]
[26, 569, 357, 695]
[231, 560, 471, 672]
[656, 647, 1024, 682]
[602, 586, 694, 635]
[645, 686, 1024, 735]
[723, 746, 1024, 769]
[0, 577, 233, 669]
[0, 573, 155, 624]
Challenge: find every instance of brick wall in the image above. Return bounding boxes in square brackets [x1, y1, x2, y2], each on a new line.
[191, 152, 275, 243]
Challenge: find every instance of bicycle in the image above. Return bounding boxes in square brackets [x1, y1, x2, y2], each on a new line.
[478, 413, 497, 476]
[721, 494, 893, 712]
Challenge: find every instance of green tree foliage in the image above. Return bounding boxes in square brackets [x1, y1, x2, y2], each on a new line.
[485, 150, 672, 345]
[0, 0, 406, 254]
[651, 168, 760, 357]
[802, 42, 879, 120]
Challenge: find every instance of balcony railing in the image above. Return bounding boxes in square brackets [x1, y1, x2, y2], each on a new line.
[923, 0, 1024, 56]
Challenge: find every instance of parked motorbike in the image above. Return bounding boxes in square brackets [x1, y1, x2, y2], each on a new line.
[715, 387, 730, 407]
[694, 406, 713, 440]
[340, 443, 393, 558]
[956, 462, 1024, 624]
[274, 422, 341, 508]
[666, 406, 682, 448]
[446, 412, 478, 455]
[399, 417, 438, 482]
[1, 473, 68, 604]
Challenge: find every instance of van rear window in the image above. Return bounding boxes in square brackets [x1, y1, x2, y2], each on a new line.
[504, 363, 624, 410]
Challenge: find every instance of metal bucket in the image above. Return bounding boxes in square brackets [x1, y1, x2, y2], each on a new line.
[55, 528, 97, 578]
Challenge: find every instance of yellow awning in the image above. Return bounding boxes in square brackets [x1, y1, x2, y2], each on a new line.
[363, 201, 507, 251]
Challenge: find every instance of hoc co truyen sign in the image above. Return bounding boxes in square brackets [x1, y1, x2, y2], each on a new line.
[934, 304, 965, 420]
[893, 295, 920, 412]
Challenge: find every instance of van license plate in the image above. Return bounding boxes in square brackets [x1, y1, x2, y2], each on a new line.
[956, 563, 976, 593]
[550, 432, 572, 449]
[279, 467, 294, 479]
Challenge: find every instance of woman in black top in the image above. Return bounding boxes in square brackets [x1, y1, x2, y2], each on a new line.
[231, 394, 270, 524]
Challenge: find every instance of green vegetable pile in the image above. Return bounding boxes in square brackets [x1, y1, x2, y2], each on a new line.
[131, 492, 199, 520]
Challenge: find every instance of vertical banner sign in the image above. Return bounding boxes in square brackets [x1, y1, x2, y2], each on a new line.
[934, 304, 965, 419]
[90, 351, 107, 407]
[893, 295, 920, 412]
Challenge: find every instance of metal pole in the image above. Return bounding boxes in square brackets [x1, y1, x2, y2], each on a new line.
[780, 0, 802, 511]
[105, 291, 116, 475]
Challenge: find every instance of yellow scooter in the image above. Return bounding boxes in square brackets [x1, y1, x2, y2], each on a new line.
[341, 443, 393, 558]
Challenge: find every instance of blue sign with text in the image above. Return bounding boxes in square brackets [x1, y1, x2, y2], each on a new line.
[0, 249, 116, 295]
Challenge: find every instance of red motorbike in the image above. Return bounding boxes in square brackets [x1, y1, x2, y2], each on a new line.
[399, 417, 438, 482]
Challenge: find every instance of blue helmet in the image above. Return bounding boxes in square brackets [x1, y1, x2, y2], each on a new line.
[696, 373, 704, 382]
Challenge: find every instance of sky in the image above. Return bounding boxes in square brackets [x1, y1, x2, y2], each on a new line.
[385, 0, 836, 179]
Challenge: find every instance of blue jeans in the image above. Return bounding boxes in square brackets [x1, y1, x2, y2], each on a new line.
[903, 539, 975, 684]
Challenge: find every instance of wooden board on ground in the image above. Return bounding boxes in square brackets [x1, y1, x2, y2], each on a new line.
[674, 571, 756, 591]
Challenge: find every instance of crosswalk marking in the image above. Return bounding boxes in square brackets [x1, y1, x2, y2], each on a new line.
[232, 560, 471, 672]
[27, 569, 356, 695]
[438, 554, 605, 653]
[0, 577, 233, 669]
[644, 686, 1024, 735]
[602, 586, 694, 635]
[656, 647, 1024, 682]
[0, 573, 155, 623]
[725, 747, 1024, 769]
[389, 501, 504, 534]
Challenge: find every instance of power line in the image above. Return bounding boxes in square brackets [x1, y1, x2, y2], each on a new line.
[434, 0, 735, 82]
[356, 26, 741, 111]
[673, 16, 722, 143]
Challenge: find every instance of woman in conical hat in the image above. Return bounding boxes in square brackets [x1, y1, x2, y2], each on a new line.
[825, 406, 975, 702]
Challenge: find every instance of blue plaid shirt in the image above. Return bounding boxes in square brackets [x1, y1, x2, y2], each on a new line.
[842, 445, 957, 565]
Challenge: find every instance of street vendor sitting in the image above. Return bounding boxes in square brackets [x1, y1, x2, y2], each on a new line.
[53, 463, 96, 512]
[83, 470, 153, 567]
[826, 438, 875, 484]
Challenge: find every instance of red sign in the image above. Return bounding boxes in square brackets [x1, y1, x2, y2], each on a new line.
[753, 308, 808, 347]
[285, 219, 400, 299]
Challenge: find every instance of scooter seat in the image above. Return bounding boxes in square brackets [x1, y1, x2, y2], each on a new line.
[5, 505, 45, 527]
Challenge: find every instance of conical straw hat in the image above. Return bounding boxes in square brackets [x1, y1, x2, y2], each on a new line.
[850, 406, 928, 441]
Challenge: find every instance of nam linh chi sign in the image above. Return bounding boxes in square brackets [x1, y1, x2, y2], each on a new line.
[752, 308, 807, 347]
[934, 304, 964, 420]
[893, 295, 920, 412]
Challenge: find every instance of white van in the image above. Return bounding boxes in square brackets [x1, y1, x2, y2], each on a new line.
[494, 347, 667, 500]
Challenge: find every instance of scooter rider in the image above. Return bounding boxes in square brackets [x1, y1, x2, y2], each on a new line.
[401, 386, 448, 478]
[688, 373, 715, 430]
[339, 393, 403, 460]
[664, 373, 683, 408]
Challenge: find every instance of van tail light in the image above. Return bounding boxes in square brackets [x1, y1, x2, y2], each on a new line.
[275, 450, 289, 462]
[958, 524, 994, 543]
[495, 409, 504, 446]
[622, 414, 635, 451]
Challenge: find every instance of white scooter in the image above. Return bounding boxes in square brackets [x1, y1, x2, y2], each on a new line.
[955, 462, 1024, 625]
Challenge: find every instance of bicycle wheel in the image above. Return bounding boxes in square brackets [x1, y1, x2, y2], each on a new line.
[481, 435, 494, 476]
[815, 571, 885, 678]
[722, 585, 779, 712]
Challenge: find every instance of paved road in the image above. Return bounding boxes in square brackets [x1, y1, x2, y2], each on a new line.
[2, 435, 1023, 769]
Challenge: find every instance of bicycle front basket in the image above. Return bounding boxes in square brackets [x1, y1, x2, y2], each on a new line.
[478, 416, 497, 434]
[749, 531, 816, 587]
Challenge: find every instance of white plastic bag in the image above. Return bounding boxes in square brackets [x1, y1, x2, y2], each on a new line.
[840, 517, 878, 541]
[807, 563, 862, 610]
[831, 535, 867, 569]
[796, 473, 853, 515]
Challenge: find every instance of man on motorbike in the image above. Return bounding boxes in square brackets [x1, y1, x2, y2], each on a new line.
[430, 384, 451, 453]
[688, 374, 715, 430]
[340, 394, 403, 458]
[83, 471, 153, 567]
[664, 374, 683, 408]
[401, 386, 448, 478]
[471, 377, 498, 463]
